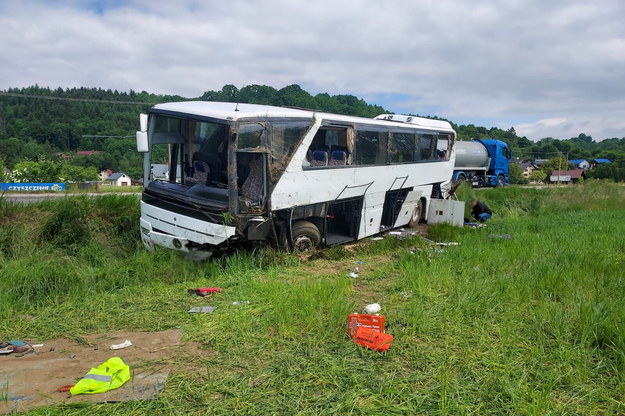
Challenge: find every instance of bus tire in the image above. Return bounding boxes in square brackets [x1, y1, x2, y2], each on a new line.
[409, 199, 423, 228]
[291, 221, 321, 252]
[496, 175, 505, 187]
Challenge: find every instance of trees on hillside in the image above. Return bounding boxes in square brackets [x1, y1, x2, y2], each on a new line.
[1, 84, 625, 181]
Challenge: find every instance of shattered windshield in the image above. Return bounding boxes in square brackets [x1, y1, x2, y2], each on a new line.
[149, 115, 230, 186]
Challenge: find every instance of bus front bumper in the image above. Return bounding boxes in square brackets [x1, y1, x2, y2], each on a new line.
[140, 201, 236, 252]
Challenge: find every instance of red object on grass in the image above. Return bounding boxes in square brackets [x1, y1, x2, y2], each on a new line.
[188, 287, 222, 297]
[354, 326, 394, 352]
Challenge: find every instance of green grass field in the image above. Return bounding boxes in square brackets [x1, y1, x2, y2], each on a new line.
[1, 182, 624, 415]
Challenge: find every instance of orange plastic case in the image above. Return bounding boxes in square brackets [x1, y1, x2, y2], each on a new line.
[347, 313, 386, 338]
[354, 327, 394, 352]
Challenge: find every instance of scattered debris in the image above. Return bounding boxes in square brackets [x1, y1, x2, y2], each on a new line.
[371, 237, 384, 241]
[110, 340, 133, 350]
[388, 231, 402, 236]
[348, 309, 393, 352]
[488, 233, 512, 240]
[356, 261, 364, 265]
[0, 344, 31, 355]
[0, 329, 182, 414]
[354, 326, 394, 352]
[31, 344, 44, 349]
[188, 306, 216, 313]
[349, 271, 359, 278]
[188, 287, 222, 297]
[14, 350, 34, 358]
[436, 242, 460, 246]
[363, 303, 381, 314]
[70, 357, 130, 395]
[68, 354, 76, 359]
[348, 313, 386, 338]
[231, 301, 250, 306]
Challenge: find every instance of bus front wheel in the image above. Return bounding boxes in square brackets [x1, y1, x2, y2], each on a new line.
[291, 221, 321, 252]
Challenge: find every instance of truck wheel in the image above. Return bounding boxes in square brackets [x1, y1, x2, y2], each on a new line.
[496, 175, 505, 187]
[291, 221, 321, 252]
[409, 199, 424, 228]
[477, 177, 484, 188]
[455, 173, 467, 184]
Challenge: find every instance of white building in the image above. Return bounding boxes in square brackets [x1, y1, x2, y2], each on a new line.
[104, 172, 131, 186]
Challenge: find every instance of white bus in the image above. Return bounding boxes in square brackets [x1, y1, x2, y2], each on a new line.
[136, 102, 456, 258]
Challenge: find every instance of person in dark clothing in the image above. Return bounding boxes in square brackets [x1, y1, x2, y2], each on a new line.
[470, 199, 492, 222]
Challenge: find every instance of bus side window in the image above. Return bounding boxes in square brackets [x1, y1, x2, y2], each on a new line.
[304, 126, 352, 168]
[389, 132, 415, 163]
[354, 130, 387, 165]
[417, 134, 437, 161]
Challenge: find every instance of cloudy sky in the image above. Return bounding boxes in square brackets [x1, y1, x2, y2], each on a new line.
[1, 0, 624, 141]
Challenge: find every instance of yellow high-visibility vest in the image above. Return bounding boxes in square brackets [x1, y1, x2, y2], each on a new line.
[70, 357, 130, 395]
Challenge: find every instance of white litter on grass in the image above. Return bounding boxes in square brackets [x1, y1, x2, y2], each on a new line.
[189, 306, 217, 313]
[31, 344, 44, 348]
[437, 242, 460, 246]
[363, 303, 381, 314]
[349, 272, 359, 278]
[388, 231, 402, 235]
[371, 237, 384, 241]
[110, 340, 132, 350]
[232, 301, 250, 306]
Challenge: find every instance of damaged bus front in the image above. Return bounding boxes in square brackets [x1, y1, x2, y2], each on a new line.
[136, 103, 312, 259]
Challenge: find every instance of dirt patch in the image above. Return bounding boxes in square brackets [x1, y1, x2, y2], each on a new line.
[0, 329, 187, 414]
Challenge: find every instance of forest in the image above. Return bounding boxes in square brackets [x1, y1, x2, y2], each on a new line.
[1, 84, 624, 182]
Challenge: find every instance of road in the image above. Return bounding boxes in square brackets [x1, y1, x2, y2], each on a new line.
[2, 192, 141, 204]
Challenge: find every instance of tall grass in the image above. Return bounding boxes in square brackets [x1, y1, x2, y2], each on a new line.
[1, 182, 625, 414]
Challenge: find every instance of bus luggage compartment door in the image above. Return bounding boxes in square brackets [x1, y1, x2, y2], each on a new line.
[326, 197, 363, 246]
[380, 189, 411, 230]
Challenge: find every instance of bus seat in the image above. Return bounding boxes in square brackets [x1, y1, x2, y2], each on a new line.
[241, 157, 264, 203]
[193, 152, 221, 184]
[311, 150, 328, 167]
[191, 160, 210, 185]
[329, 150, 347, 166]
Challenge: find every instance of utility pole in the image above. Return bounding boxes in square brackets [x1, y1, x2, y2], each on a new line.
[558, 151, 562, 185]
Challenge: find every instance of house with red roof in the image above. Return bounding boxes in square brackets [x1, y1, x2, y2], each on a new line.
[549, 169, 586, 184]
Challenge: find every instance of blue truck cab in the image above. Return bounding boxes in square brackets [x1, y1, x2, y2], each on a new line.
[478, 139, 511, 187]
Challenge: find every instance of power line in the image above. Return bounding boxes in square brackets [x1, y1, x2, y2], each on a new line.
[82, 135, 134, 138]
[0, 91, 156, 106]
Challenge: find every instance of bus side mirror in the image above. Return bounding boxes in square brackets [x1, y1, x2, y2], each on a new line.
[139, 113, 148, 132]
[136, 131, 148, 152]
[137, 113, 148, 152]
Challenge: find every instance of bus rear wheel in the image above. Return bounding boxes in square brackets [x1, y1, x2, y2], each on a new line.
[291, 221, 321, 252]
[409, 199, 424, 228]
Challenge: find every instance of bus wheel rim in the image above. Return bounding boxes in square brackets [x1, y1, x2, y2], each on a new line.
[294, 235, 313, 251]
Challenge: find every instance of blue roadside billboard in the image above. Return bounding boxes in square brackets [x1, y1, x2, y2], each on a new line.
[1, 183, 66, 192]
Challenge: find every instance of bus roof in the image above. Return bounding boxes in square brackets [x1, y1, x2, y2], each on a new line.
[151, 101, 455, 132]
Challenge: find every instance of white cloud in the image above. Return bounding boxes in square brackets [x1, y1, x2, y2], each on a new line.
[0, 0, 624, 140]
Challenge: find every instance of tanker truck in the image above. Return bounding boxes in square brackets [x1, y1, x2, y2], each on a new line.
[448, 139, 511, 187]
